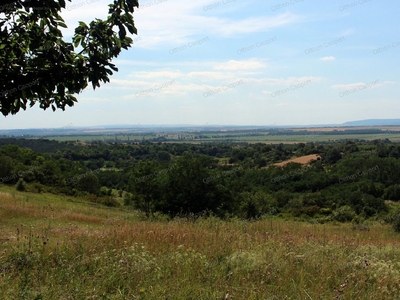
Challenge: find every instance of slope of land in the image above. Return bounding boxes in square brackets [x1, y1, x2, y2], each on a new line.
[1, 186, 400, 299]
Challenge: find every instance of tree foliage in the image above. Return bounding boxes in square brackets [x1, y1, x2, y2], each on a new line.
[0, 0, 138, 116]
[129, 160, 163, 217]
[3, 139, 400, 222]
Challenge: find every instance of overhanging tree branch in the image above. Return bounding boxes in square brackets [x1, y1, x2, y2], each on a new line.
[0, 0, 139, 116]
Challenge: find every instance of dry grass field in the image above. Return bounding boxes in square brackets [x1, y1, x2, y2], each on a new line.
[274, 154, 321, 167]
[1, 186, 400, 299]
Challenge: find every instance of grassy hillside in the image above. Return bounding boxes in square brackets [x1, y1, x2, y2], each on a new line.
[1, 186, 400, 299]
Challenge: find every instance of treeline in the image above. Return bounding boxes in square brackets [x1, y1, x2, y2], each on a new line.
[0, 138, 76, 153]
[1, 139, 400, 221]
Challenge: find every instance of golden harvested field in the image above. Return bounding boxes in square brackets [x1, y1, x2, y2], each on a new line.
[274, 154, 321, 167]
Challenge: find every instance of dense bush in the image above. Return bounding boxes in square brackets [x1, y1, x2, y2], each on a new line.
[15, 178, 26, 192]
[391, 211, 400, 233]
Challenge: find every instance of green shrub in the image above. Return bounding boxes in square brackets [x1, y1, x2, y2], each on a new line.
[16, 178, 26, 192]
[332, 205, 356, 222]
[391, 211, 400, 233]
[101, 196, 121, 207]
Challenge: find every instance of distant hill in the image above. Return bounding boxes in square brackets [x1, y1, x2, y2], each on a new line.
[341, 119, 400, 126]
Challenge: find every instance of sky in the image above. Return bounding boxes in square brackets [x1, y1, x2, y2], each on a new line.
[2, 0, 400, 129]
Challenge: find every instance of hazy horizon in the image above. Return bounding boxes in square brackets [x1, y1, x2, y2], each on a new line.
[4, 118, 400, 131]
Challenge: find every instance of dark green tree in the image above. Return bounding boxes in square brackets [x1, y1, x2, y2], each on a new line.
[157, 151, 171, 162]
[157, 154, 232, 217]
[323, 147, 342, 164]
[0, 0, 138, 115]
[239, 190, 278, 219]
[384, 184, 400, 201]
[0, 155, 14, 182]
[77, 173, 100, 195]
[128, 160, 163, 217]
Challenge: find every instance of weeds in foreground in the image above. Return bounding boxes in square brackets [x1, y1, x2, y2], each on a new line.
[1, 189, 400, 299]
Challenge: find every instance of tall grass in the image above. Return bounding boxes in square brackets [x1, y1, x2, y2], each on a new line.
[1, 187, 400, 299]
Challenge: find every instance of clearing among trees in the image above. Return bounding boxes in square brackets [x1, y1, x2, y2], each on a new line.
[274, 154, 321, 167]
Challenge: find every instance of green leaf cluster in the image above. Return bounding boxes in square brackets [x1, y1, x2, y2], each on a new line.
[0, 0, 138, 116]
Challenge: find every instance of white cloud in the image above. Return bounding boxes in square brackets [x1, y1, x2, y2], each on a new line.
[133, 0, 301, 34]
[214, 59, 266, 70]
[331, 83, 365, 89]
[246, 76, 322, 86]
[129, 0, 302, 49]
[187, 72, 238, 81]
[127, 71, 184, 79]
[121, 82, 206, 99]
[331, 79, 386, 90]
[216, 13, 302, 36]
[341, 28, 356, 37]
[320, 56, 335, 61]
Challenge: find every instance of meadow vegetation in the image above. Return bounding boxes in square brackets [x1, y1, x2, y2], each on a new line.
[1, 186, 400, 299]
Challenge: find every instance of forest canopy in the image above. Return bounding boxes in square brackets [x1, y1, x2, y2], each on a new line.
[0, 138, 398, 222]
